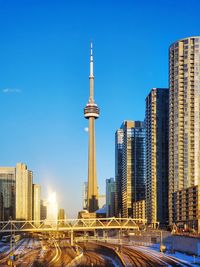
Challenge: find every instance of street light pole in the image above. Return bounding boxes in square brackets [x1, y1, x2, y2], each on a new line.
[9, 217, 13, 266]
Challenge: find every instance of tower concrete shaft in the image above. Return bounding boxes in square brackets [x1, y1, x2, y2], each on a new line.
[84, 43, 99, 212]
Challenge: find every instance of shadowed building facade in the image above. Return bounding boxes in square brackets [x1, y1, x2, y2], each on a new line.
[0, 167, 15, 220]
[106, 178, 116, 217]
[84, 43, 100, 213]
[115, 128, 124, 217]
[145, 88, 169, 227]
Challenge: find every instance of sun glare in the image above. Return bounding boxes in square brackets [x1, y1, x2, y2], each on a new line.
[46, 192, 58, 224]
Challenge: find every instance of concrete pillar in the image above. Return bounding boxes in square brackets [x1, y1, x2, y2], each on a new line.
[103, 230, 107, 242]
[70, 230, 74, 246]
[198, 219, 200, 234]
[94, 230, 97, 241]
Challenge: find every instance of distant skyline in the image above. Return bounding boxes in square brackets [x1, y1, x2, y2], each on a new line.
[0, 0, 200, 217]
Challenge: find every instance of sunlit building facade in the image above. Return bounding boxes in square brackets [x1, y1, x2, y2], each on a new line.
[58, 208, 65, 220]
[16, 163, 33, 220]
[169, 36, 200, 231]
[133, 200, 146, 221]
[0, 167, 15, 220]
[33, 184, 41, 223]
[116, 121, 146, 218]
[145, 88, 169, 227]
[58, 208, 65, 226]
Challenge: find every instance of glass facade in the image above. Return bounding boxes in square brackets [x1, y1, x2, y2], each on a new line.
[106, 178, 116, 217]
[116, 121, 146, 218]
[0, 168, 15, 220]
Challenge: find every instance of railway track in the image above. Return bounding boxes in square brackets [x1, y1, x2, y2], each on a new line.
[77, 242, 117, 267]
[0, 238, 28, 264]
[122, 246, 167, 267]
[47, 238, 62, 266]
[95, 241, 193, 267]
[81, 251, 107, 266]
[130, 246, 193, 267]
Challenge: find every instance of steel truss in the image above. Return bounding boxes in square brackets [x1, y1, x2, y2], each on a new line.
[0, 217, 146, 233]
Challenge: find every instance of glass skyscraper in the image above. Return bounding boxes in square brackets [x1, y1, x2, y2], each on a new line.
[0, 167, 15, 220]
[115, 128, 124, 217]
[116, 121, 146, 218]
[106, 178, 116, 217]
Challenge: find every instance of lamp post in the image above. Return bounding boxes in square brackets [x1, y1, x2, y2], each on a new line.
[9, 217, 14, 266]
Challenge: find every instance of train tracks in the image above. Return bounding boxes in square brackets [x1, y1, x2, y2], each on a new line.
[0, 238, 28, 265]
[130, 246, 194, 267]
[94, 241, 194, 267]
[47, 238, 62, 266]
[121, 246, 167, 267]
[0, 236, 194, 266]
[81, 251, 107, 266]
[77, 242, 123, 267]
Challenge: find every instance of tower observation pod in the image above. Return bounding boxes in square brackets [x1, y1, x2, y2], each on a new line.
[84, 43, 100, 213]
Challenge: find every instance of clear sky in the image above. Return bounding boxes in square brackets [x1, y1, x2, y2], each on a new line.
[0, 0, 200, 217]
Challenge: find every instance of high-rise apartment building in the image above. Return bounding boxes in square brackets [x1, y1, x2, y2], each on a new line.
[0, 167, 15, 220]
[145, 88, 169, 227]
[133, 200, 146, 221]
[116, 121, 146, 218]
[16, 163, 33, 220]
[106, 178, 116, 217]
[169, 36, 200, 231]
[33, 184, 41, 223]
[115, 129, 124, 217]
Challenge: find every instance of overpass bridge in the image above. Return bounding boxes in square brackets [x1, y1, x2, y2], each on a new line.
[0, 217, 146, 245]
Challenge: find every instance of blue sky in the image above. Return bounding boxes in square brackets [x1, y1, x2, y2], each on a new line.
[0, 0, 200, 217]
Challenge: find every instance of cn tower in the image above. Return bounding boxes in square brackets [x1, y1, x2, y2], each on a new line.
[84, 43, 99, 213]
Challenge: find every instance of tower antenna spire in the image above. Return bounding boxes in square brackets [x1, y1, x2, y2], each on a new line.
[90, 42, 93, 56]
[89, 42, 94, 103]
